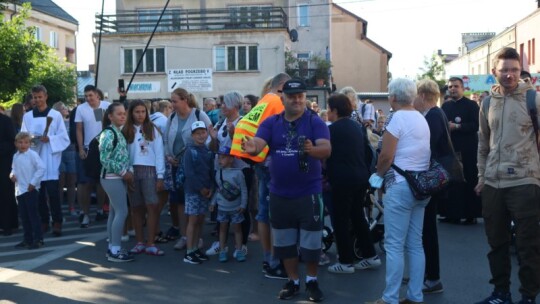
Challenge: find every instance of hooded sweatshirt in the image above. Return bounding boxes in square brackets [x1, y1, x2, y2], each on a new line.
[478, 79, 540, 188]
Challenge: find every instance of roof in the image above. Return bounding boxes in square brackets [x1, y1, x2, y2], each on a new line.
[77, 76, 95, 98]
[20, 0, 78, 25]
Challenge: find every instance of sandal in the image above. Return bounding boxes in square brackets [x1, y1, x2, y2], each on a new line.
[129, 242, 146, 254]
[154, 231, 169, 244]
[145, 245, 164, 256]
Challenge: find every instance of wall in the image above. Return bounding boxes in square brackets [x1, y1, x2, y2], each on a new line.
[516, 9, 540, 73]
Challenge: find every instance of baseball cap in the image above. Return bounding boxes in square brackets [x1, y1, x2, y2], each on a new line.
[191, 121, 206, 133]
[282, 79, 307, 94]
[217, 146, 231, 155]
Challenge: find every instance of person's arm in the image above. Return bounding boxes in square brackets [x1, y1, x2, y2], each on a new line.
[99, 130, 127, 176]
[76, 122, 86, 159]
[458, 102, 480, 133]
[238, 171, 248, 211]
[242, 136, 267, 156]
[32, 152, 46, 187]
[304, 138, 331, 160]
[46, 114, 70, 153]
[476, 101, 490, 195]
[376, 131, 398, 177]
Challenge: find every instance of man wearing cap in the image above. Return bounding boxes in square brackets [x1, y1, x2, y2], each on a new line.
[242, 79, 331, 302]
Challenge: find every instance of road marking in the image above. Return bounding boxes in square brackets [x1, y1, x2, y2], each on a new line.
[0, 233, 105, 282]
[0, 230, 106, 250]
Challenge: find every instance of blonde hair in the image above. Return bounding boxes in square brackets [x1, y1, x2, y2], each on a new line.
[15, 131, 32, 142]
[158, 100, 171, 112]
[260, 77, 273, 98]
[172, 88, 198, 109]
[416, 79, 440, 104]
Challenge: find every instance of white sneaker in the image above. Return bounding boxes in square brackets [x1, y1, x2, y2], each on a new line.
[121, 235, 130, 242]
[354, 255, 382, 270]
[232, 245, 248, 258]
[327, 263, 354, 274]
[174, 236, 187, 251]
[127, 229, 136, 237]
[205, 241, 224, 256]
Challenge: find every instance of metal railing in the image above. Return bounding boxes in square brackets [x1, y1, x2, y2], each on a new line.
[96, 7, 288, 34]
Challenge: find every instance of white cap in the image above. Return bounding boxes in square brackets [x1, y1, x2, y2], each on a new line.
[191, 121, 206, 133]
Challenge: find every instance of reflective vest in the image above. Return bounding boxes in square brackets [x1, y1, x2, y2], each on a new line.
[230, 93, 284, 162]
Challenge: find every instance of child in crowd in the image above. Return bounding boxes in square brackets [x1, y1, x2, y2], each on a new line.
[183, 121, 214, 264]
[123, 101, 165, 256]
[10, 132, 46, 249]
[210, 146, 248, 262]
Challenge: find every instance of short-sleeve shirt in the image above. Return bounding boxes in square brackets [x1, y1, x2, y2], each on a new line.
[256, 110, 330, 198]
[74, 101, 111, 147]
[385, 110, 431, 183]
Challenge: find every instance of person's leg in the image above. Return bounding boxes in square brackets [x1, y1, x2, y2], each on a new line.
[44, 180, 62, 227]
[101, 179, 128, 253]
[506, 185, 540, 300]
[219, 220, 229, 251]
[481, 185, 512, 294]
[186, 214, 198, 250]
[146, 204, 160, 246]
[241, 167, 253, 245]
[270, 193, 300, 279]
[65, 173, 77, 213]
[351, 185, 377, 259]
[16, 193, 32, 244]
[26, 190, 43, 243]
[131, 206, 145, 244]
[330, 186, 355, 264]
[255, 165, 275, 267]
[282, 257, 300, 280]
[234, 222, 243, 251]
[58, 172, 66, 207]
[382, 181, 413, 304]
[96, 182, 108, 217]
[78, 182, 91, 215]
[423, 194, 441, 282]
[38, 181, 51, 229]
[194, 214, 205, 249]
[405, 198, 428, 303]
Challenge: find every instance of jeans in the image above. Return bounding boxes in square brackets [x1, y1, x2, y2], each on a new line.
[39, 180, 62, 225]
[382, 181, 429, 304]
[254, 165, 271, 223]
[17, 190, 42, 243]
[482, 184, 540, 298]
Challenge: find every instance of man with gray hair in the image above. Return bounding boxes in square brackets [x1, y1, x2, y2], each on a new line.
[203, 97, 220, 125]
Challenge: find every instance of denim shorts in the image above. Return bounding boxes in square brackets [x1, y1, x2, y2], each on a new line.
[217, 209, 244, 224]
[60, 144, 77, 174]
[185, 192, 209, 215]
[254, 165, 270, 223]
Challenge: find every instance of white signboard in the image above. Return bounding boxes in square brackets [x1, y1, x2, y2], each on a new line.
[128, 82, 161, 93]
[167, 68, 213, 92]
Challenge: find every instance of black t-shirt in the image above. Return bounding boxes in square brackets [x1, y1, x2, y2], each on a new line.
[425, 107, 452, 159]
[326, 117, 369, 187]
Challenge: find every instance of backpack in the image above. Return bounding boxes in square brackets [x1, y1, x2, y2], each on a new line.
[84, 126, 118, 180]
[482, 89, 538, 150]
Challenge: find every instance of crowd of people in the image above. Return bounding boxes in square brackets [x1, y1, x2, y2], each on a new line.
[0, 46, 538, 304]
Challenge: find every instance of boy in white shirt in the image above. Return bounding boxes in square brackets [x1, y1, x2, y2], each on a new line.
[10, 132, 46, 249]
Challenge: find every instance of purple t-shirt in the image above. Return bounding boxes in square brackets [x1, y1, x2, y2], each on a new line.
[256, 110, 330, 198]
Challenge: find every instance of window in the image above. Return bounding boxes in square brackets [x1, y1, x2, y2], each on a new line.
[298, 4, 309, 27]
[34, 26, 42, 41]
[122, 47, 165, 73]
[533, 38, 536, 65]
[297, 53, 310, 78]
[215, 45, 258, 72]
[520, 43, 525, 67]
[229, 5, 272, 28]
[138, 9, 181, 32]
[528, 40, 532, 65]
[49, 31, 58, 48]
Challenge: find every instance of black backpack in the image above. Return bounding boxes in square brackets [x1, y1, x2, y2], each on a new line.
[84, 126, 118, 180]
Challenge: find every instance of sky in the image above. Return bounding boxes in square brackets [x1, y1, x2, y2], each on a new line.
[52, 0, 539, 78]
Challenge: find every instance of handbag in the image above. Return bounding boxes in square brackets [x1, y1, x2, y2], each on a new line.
[435, 108, 465, 183]
[219, 169, 241, 201]
[391, 160, 450, 200]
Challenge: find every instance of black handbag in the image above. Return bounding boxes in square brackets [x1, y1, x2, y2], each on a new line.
[435, 108, 465, 183]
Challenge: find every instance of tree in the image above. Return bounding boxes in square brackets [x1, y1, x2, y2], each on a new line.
[0, 3, 76, 108]
[417, 52, 446, 89]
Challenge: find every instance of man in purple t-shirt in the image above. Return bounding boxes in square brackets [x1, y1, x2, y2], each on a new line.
[242, 79, 331, 302]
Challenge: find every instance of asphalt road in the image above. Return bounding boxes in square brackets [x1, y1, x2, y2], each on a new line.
[0, 205, 523, 304]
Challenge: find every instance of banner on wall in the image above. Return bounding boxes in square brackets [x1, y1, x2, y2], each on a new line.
[167, 68, 213, 93]
[450, 74, 540, 92]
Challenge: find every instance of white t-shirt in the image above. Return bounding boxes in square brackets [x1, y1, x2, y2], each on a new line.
[74, 101, 111, 147]
[385, 110, 431, 183]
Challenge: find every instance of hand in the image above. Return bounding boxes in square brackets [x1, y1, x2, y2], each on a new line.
[237, 207, 245, 214]
[303, 139, 314, 155]
[474, 182, 484, 196]
[40, 136, 50, 143]
[156, 179, 164, 192]
[79, 149, 87, 160]
[200, 188, 210, 197]
[209, 205, 215, 212]
[369, 173, 384, 189]
[226, 122, 235, 137]
[241, 136, 257, 154]
[205, 188, 214, 199]
[9, 174, 16, 183]
[167, 156, 179, 167]
[28, 184, 35, 192]
[122, 171, 134, 183]
[209, 127, 218, 139]
[448, 122, 456, 131]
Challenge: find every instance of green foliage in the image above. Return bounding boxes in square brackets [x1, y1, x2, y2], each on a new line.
[0, 3, 77, 108]
[418, 52, 446, 89]
[312, 55, 332, 81]
[285, 49, 299, 78]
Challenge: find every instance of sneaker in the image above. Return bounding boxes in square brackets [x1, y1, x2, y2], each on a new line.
[278, 280, 300, 300]
[365, 299, 389, 304]
[235, 249, 246, 262]
[318, 252, 330, 266]
[327, 263, 354, 274]
[305, 280, 324, 302]
[174, 237, 187, 251]
[354, 255, 382, 270]
[194, 249, 209, 261]
[233, 245, 248, 258]
[219, 250, 228, 263]
[183, 252, 202, 264]
[127, 229, 136, 237]
[262, 262, 271, 274]
[165, 226, 180, 240]
[121, 234, 130, 242]
[108, 250, 135, 262]
[474, 291, 513, 304]
[265, 264, 288, 280]
[80, 214, 90, 228]
[205, 241, 222, 256]
[422, 281, 444, 294]
[95, 211, 107, 221]
[78, 213, 85, 223]
[399, 299, 424, 304]
[14, 241, 29, 249]
[28, 239, 44, 250]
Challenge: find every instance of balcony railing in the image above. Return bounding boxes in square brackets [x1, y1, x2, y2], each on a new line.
[96, 7, 288, 34]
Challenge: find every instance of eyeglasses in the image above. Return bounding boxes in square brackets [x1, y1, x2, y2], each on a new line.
[497, 68, 520, 75]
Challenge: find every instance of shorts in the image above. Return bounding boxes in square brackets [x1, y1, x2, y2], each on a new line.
[217, 209, 244, 224]
[185, 192, 209, 215]
[59, 144, 77, 174]
[254, 165, 271, 223]
[167, 165, 185, 205]
[128, 166, 158, 207]
[77, 148, 95, 184]
[269, 193, 323, 262]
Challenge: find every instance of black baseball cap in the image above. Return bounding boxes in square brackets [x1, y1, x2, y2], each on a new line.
[282, 79, 307, 94]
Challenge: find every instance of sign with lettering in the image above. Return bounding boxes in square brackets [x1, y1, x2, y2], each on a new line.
[129, 82, 161, 93]
[167, 68, 213, 92]
[450, 74, 540, 92]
